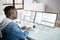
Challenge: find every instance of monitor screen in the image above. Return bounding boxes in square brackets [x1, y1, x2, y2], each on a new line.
[35, 12, 57, 27]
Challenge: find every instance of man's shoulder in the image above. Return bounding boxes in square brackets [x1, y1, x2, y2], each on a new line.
[5, 22, 18, 30]
[7, 22, 17, 26]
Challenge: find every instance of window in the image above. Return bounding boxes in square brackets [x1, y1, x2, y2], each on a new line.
[3, 0, 24, 9]
[3, 0, 13, 9]
[15, 0, 24, 9]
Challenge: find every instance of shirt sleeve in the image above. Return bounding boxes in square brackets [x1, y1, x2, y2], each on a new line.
[10, 22, 29, 39]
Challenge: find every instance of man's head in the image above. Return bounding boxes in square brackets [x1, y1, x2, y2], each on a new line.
[4, 6, 17, 20]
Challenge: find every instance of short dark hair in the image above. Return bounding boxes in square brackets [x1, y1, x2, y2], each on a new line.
[4, 6, 15, 17]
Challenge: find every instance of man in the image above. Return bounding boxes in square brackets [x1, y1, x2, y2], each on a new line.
[0, 6, 31, 40]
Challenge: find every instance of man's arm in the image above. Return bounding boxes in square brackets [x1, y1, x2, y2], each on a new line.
[9, 22, 29, 39]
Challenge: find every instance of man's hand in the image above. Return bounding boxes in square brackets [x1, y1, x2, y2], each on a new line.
[21, 26, 32, 31]
[26, 27, 32, 31]
[21, 26, 27, 30]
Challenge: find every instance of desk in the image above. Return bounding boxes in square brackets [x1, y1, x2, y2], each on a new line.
[28, 25, 60, 40]
[15, 20, 60, 40]
[25, 22, 60, 40]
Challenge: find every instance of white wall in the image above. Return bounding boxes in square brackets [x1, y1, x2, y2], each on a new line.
[0, 0, 3, 13]
[42, 0, 60, 22]
[24, 0, 45, 11]
[0, 0, 6, 21]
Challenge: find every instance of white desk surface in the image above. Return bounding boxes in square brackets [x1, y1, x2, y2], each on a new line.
[15, 20, 60, 40]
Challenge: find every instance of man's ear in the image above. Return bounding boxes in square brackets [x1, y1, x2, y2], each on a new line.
[9, 13, 12, 16]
